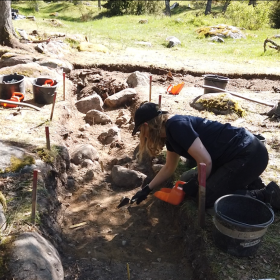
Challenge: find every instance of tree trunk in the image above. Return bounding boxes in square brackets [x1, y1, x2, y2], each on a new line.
[35, 1, 39, 12]
[222, 0, 231, 13]
[98, 0, 101, 9]
[205, 0, 212, 15]
[0, 0, 17, 46]
[165, 0, 171, 17]
[248, 0, 257, 7]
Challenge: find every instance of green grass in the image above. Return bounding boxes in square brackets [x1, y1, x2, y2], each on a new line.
[11, 1, 280, 66]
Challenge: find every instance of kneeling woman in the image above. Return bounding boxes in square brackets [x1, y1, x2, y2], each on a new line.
[130, 102, 280, 210]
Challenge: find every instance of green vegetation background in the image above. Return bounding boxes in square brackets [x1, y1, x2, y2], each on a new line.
[11, 0, 280, 66]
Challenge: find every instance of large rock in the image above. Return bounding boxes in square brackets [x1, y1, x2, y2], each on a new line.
[71, 144, 99, 165]
[85, 109, 112, 125]
[97, 126, 121, 145]
[191, 92, 245, 117]
[0, 52, 73, 73]
[75, 94, 103, 114]
[104, 88, 137, 108]
[111, 165, 147, 188]
[9, 231, 64, 280]
[166, 36, 181, 48]
[126, 71, 149, 88]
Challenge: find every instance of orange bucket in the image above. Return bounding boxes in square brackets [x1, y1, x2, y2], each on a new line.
[154, 181, 186, 205]
[167, 82, 185, 95]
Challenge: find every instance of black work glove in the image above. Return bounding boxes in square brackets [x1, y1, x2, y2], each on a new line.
[182, 177, 199, 197]
[131, 185, 152, 205]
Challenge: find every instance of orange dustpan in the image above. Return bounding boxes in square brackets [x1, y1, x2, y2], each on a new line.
[154, 181, 186, 205]
[167, 82, 185, 95]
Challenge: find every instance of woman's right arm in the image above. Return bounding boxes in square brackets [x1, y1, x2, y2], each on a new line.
[148, 150, 180, 190]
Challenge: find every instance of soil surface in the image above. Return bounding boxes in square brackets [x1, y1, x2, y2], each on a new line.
[1, 47, 280, 280]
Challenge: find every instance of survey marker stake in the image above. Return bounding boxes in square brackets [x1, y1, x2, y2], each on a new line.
[45, 126, 50, 150]
[127, 263, 130, 280]
[63, 72, 66, 101]
[158, 94, 162, 108]
[50, 91, 57, 121]
[149, 75, 152, 102]
[31, 169, 40, 224]
[198, 163, 206, 228]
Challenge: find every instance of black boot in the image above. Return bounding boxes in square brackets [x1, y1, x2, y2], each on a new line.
[246, 177, 266, 190]
[264, 182, 280, 210]
[244, 182, 280, 210]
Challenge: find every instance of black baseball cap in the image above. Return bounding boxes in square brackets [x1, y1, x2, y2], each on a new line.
[132, 102, 168, 135]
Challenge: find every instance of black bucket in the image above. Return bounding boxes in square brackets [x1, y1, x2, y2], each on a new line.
[213, 194, 274, 257]
[0, 73, 25, 99]
[33, 78, 58, 104]
[203, 74, 229, 94]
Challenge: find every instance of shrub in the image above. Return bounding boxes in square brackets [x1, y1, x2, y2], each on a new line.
[269, 0, 280, 28]
[225, 1, 271, 30]
[104, 0, 164, 16]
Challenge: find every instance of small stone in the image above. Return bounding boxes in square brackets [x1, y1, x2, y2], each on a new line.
[122, 240, 127, 246]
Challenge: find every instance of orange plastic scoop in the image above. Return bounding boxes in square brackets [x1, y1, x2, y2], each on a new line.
[167, 82, 185, 95]
[154, 181, 186, 205]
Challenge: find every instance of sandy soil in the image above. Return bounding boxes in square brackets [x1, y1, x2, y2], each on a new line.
[1, 47, 280, 280]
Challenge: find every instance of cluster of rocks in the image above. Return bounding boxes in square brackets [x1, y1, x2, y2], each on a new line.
[197, 24, 246, 43]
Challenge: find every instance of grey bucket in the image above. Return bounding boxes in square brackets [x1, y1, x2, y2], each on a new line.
[0, 73, 25, 99]
[212, 194, 274, 257]
[203, 74, 229, 94]
[33, 77, 58, 104]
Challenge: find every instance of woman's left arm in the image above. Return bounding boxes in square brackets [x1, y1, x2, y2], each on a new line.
[188, 137, 212, 178]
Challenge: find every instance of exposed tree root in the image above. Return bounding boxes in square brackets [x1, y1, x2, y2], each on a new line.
[264, 37, 280, 52]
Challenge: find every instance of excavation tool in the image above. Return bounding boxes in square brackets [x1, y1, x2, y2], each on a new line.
[202, 85, 280, 116]
[154, 181, 186, 205]
[117, 197, 130, 208]
[167, 82, 185, 95]
[0, 98, 40, 111]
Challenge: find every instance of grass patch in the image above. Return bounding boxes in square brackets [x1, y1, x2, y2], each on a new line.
[5, 155, 35, 173]
[11, 1, 280, 66]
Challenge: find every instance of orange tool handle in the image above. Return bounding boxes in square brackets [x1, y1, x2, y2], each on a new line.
[12, 92, 24, 101]
[174, 180, 186, 189]
[44, 79, 54, 86]
[167, 85, 173, 92]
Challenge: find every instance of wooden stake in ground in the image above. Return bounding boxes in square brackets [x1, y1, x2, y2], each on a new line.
[50, 91, 57, 121]
[158, 94, 162, 108]
[149, 75, 152, 102]
[198, 163, 206, 228]
[63, 72, 66, 101]
[126, 263, 130, 280]
[45, 126, 51, 150]
[31, 169, 40, 224]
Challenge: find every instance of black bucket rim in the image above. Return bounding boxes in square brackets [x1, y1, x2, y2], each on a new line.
[0, 73, 25, 84]
[203, 74, 229, 82]
[32, 77, 58, 88]
[214, 194, 274, 229]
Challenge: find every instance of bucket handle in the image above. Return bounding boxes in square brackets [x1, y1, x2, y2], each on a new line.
[217, 211, 273, 228]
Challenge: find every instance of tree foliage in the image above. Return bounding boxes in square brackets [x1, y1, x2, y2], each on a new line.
[269, 0, 280, 28]
[225, 1, 270, 30]
[103, 0, 164, 16]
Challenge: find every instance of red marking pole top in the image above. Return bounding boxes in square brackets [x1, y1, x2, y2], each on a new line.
[199, 163, 206, 188]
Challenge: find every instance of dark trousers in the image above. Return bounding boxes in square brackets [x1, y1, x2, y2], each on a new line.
[205, 137, 268, 207]
[181, 136, 269, 208]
